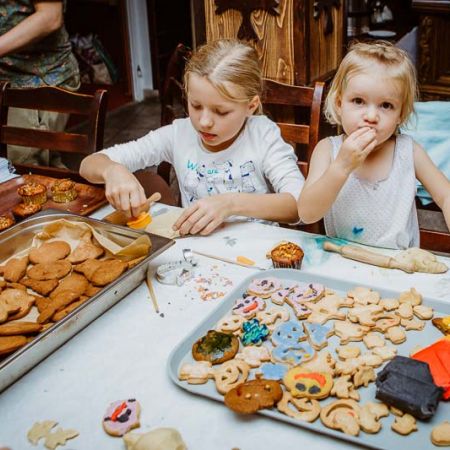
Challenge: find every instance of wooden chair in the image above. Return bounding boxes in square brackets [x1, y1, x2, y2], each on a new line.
[158, 43, 191, 186]
[0, 81, 108, 182]
[261, 79, 325, 178]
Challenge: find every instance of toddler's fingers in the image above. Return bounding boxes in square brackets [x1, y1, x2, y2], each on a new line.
[361, 139, 378, 158]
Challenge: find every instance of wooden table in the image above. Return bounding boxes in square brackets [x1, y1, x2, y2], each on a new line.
[1, 203, 449, 450]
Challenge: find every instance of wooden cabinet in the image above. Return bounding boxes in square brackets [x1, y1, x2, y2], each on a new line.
[413, 0, 450, 100]
[191, 0, 345, 85]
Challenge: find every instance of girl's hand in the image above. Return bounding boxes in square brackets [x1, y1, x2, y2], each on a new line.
[335, 127, 377, 174]
[103, 164, 147, 217]
[173, 195, 234, 236]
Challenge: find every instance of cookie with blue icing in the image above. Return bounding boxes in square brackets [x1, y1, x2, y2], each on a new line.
[272, 341, 315, 366]
[304, 321, 334, 350]
[241, 318, 269, 346]
[271, 320, 307, 347]
[258, 362, 288, 380]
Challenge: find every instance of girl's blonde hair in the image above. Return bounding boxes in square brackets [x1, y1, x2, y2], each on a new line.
[184, 39, 263, 113]
[325, 41, 418, 126]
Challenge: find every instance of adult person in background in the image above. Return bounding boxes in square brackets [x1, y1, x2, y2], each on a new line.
[0, 0, 80, 167]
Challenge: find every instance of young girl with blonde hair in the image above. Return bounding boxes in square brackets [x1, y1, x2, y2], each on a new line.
[298, 41, 450, 249]
[81, 39, 303, 235]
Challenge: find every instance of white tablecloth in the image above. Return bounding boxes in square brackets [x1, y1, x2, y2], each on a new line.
[1, 204, 450, 449]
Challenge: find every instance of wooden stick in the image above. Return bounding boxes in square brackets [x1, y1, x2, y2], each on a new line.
[191, 250, 266, 270]
[145, 268, 160, 313]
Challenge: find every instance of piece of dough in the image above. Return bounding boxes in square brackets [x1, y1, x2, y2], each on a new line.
[395, 248, 447, 274]
[146, 208, 184, 239]
[123, 428, 187, 450]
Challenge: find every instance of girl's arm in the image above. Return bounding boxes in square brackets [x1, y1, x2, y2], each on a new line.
[298, 127, 377, 223]
[174, 192, 298, 236]
[414, 142, 450, 230]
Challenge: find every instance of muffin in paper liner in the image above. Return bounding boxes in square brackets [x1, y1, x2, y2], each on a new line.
[17, 182, 47, 205]
[270, 242, 304, 269]
[51, 179, 78, 203]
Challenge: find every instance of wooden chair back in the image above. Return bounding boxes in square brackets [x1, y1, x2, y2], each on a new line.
[0, 81, 108, 182]
[262, 79, 325, 177]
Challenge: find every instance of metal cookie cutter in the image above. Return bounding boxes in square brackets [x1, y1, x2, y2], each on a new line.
[156, 250, 198, 286]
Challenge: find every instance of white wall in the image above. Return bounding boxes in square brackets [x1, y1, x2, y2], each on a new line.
[126, 0, 153, 101]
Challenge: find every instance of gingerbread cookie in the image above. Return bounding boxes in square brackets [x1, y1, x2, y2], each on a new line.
[103, 399, 141, 437]
[224, 378, 283, 414]
[29, 241, 71, 265]
[2, 255, 28, 283]
[277, 392, 321, 422]
[283, 368, 333, 400]
[192, 330, 239, 365]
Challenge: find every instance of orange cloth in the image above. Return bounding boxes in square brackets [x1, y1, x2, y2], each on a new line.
[412, 339, 450, 400]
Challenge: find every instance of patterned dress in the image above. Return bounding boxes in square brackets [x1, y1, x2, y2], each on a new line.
[0, 0, 79, 89]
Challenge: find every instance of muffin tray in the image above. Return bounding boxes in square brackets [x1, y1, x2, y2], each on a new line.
[0, 210, 175, 392]
[168, 269, 450, 450]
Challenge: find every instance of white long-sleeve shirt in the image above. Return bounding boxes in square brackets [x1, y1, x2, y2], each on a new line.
[100, 115, 304, 209]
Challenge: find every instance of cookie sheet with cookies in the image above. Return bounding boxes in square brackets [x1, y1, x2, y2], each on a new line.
[0, 211, 173, 392]
[171, 270, 450, 449]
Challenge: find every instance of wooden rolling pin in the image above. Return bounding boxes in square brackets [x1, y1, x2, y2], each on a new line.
[323, 241, 415, 274]
[103, 192, 161, 226]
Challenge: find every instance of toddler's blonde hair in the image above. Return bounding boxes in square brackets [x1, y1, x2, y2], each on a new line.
[325, 41, 418, 126]
[184, 39, 262, 113]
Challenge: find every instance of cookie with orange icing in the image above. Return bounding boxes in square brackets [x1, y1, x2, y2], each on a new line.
[102, 399, 141, 436]
[283, 368, 333, 400]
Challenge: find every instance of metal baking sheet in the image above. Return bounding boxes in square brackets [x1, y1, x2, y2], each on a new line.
[168, 269, 450, 450]
[0, 210, 174, 392]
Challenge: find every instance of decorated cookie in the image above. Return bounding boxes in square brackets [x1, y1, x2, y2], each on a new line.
[241, 318, 269, 346]
[432, 316, 450, 336]
[215, 315, 244, 335]
[224, 378, 283, 414]
[431, 421, 450, 447]
[320, 399, 361, 436]
[192, 330, 239, 365]
[277, 392, 321, 422]
[257, 362, 288, 380]
[271, 320, 306, 347]
[178, 361, 214, 384]
[303, 321, 334, 350]
[235, 345, 271, 368]
[232, 296, 266, 318]
[103, 399, 141, 437]
[247, 277, 282, 298]
[391, 414, 418, 435]
[272, 341, 315, 366]
[287, 282, 325, 304]
[284, 368, 333, 400]
[331, 375, 360, 401]
[214, 360, 250, 394]
[270, 288, 294, 306]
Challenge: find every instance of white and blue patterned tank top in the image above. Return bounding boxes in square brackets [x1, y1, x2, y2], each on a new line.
[324, 134, 419, 249]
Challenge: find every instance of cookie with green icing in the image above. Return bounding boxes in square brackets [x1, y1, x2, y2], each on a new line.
[192, 330, 239, 365]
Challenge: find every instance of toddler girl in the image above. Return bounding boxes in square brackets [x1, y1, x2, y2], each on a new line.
[298, 41, 450, 249]
[80, 39, 303, 235]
